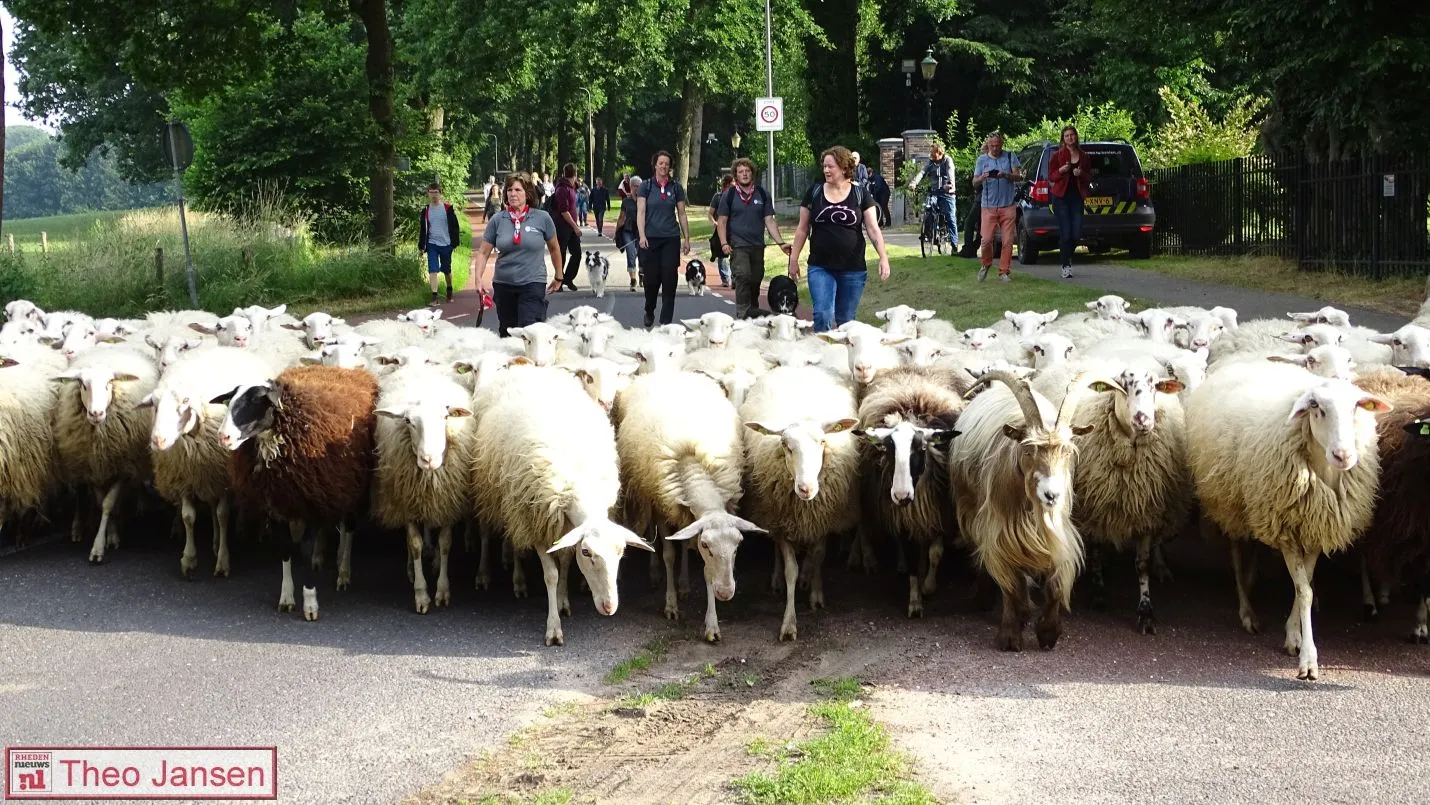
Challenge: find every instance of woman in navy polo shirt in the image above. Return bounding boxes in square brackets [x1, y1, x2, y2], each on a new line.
[635, 150, 692, 328]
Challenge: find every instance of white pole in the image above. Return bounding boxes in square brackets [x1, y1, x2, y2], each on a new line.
[764, 0, 775, 198]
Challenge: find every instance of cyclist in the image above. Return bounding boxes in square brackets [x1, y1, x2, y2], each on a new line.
[907, 142, 958, 248]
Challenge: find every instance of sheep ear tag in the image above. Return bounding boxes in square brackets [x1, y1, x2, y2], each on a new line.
[1421, 423, 1430, 437]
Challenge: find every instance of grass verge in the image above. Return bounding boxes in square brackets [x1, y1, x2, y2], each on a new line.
[855, 245, 1157, 327]
[732, 677, 936, 805]
[601, 635, 671, 685]
[1128, 254, 1425, 318]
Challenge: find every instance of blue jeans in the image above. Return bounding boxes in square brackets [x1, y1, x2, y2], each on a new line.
[623, 240, 640, 272]
[425, 243, 454, 274]
[1053, 194, 1084, 265]
[936, 194, 958, 245]
[807, 266, 867, 332]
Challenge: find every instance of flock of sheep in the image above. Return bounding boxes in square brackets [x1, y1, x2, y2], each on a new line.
[4, 291, 1430, 681]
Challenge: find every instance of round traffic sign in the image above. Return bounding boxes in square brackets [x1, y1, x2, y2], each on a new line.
[760, 105, 779, 124]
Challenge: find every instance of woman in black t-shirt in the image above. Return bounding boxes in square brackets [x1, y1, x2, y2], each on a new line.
[787, 145, 892, 332]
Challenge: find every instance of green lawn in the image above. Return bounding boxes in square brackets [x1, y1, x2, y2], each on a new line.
[4, 209, 140, 252]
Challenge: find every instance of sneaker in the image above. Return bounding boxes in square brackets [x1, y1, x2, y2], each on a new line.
[1061, 264, 1073, 279]
[1000, 273, 1011, 283]
[977, 265, 990, 282]
[630, 278, 638, 291]
[429, 292, 439, 307]
[643, 313, 655, 329]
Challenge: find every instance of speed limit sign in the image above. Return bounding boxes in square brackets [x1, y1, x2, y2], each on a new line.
[755, 97, 784, 132]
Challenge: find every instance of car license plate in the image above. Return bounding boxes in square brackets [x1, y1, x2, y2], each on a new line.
[1085, 196, 1113, 207]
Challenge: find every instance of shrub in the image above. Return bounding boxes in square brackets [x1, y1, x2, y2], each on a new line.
[1142, 87, 1268, 169]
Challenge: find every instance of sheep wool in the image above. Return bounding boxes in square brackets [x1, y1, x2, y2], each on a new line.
[0, 340, 66, 527]
[52, 345, 159, 489]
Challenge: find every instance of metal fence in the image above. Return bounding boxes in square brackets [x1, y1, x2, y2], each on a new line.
[1148, 153, 1430, 277]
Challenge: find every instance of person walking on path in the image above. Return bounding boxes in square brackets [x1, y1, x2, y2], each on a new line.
[418, 181, 461, 306]
[1048, 124, 1089, 279]
[908, 141, 959, 249]
[852, 151, 870, 187]
[717, 157, 791, 319]
[471, 173, 565, 337]
[707, 173, 735, 288]
[869, 168, 892, 227]
[972, 131, 1024, 282]
[576, 179, 590, 227]
[636, 151, 691, 328]
[614, 176, 643, 290]
[551, 163, 582, 292]
[787, 146, 891, 332]
[484, 179, 501, 224]
[590, 177, 611, 237]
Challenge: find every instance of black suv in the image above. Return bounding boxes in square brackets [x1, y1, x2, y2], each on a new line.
[1012, 140, 1155, 263]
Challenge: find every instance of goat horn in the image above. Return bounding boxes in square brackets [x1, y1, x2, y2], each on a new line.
[1054, 371, 1116, 429]
[983, 369, 1046, 432]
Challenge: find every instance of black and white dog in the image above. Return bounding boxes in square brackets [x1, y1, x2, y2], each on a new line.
[685, 258, 708, 296]
[583, 251, 610, 298]
[767, 275, 799, 314]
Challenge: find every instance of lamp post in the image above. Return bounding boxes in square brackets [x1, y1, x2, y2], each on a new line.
[731, 131, 742, 159]
[577, 87, 595, 188]
[919, 47, 939, 130]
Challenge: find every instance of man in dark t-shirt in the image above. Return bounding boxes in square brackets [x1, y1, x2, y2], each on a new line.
[717, 158, 791, 319]
[551, 163, 581, 291]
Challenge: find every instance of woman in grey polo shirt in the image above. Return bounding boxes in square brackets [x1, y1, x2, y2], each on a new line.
[470, 173, 565, 337]
[636, 150, 692, 328]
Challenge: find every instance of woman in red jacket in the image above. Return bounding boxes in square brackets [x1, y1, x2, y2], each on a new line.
[1048, 125, 1091, 279]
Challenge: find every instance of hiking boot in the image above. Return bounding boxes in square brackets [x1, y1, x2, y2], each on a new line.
[977, 265, 990, 282]
[1061, 264, 1073, 279]
[630, 277, 638, 291]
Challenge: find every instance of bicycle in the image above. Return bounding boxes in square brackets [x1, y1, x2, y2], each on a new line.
[918, 190, 952, 258]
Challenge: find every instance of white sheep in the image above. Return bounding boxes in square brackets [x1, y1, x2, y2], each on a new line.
[1185, 360, 1390, 680]
[991, 309, 1059, 342]
[819, 325, 907, 384]
[143, 345, 275, 578]
[684, 346, 770, 407]
[0, 340, 66, 546]
[738, 365, 861, 640]
[470, 365, 654, 645]
[395, 307, 456, 338]
[1026, 332, 1076, 371]
[508, 322, 571, 367]
[52, 344, 159, 564]
[682, 311, 751, 349]
[282, 311, 350, 349]
[614, 372, 763, 641]
[4, 300, 43, 325]
[948, 370, 1115, 651]
[872, 305, 936, 338]
[371, 365, 477, 612]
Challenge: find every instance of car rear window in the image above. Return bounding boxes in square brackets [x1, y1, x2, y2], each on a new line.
[1083, 149, 1135, 177]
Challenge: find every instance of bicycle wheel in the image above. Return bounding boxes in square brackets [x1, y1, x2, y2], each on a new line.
[920, 214, 933, 259]
[936, 224, 947, 255]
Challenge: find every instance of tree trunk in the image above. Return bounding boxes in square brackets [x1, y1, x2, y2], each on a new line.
[1, 20, 7, 234]
[676, 80, 705, 189]
[354, 0, 396, 249]
[427, 105, 444, 134]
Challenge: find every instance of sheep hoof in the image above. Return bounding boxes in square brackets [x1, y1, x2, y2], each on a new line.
[179, 555, 197, 579]
[88, 550, 105, 565]
[278, 601, 295, 614]
[1296, 662, 1319, 681]
[1284, 639, 1300, 657]
[558, 601, 571, 617]
[779, 625, 798, 642]
[474, 573, 489, 591]
[213, 562, 230, 579]
[1240, 613, 1260, 635]
[809, 592, 825, 611]
[1137, 600, 1157, 635]
[434, 590, 450, 608]
[705, 628, 721, 644]
[921, 578, 937, 597]
[996, 630, 1023, 652]
[414, 594, 431, 614]
[545, 631, 564, 647]
[311, 555, 324, 572]
[335, 573, 349, 591]
[1411, 628, 1430, 645]
[1362, 603, 1379, 622]
[302, 588, 319, 621]
[907, 604, 923, 619]
[664, 604, 680, 621]
[1035, 621, 1062, 650]
[513, 583, 528, 599]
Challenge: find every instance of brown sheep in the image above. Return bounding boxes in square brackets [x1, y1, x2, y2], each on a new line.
[213, 365, 380, 622]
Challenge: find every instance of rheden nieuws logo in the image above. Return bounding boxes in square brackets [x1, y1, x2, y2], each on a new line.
[5, 747, 277, 800]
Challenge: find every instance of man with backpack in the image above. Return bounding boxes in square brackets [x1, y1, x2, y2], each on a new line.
[717, 158, 791, 319]
[614, 175, 643, 290]
[548, 163, 581, 291]
[418, 181, 461, 305]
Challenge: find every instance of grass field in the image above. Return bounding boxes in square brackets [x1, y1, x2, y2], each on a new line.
[1129, 254, 1426, 317]
[4, 209, 139, 253]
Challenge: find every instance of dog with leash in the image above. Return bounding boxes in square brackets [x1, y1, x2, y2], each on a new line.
[684, 258, 708, 296]
[583, 251, 610, 298]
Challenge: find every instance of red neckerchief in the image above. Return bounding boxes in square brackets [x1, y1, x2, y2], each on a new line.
[736, 182, 757, 205]
[655, 175, 670, 200]
[508, 205, 529, 245]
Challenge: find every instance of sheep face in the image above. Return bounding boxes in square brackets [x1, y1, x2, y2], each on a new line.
[857, 422, 958, 504]
[1276, 324, 1343, 350]
[210, 382, 278, 450]
[93, 318, 137, 338]
[508, 323, 568, 367]
[571, 359, 638, 411]
[302, 341, 366, 370]
[682, 312, 749, 348]
[574, 323, 616, 358]
[1163, 352, 1208, 393]
[1287, 379, 1390, 472]
[38, 311, 91, 344]
[191, 314, 255, 348]
[396, 307, 443, 336]
[622, 337, 685, 375]
[1084, 295, 1129, 320]
[1369, 325, 1430, 367]
[1105, 371, 1181, 435]
[960, 328, 999, 351]
[895, 337, 951, 367]
[4, 300, 41, 324]
[291, 312, 347, 349]
[821, 328, 908, 384]
[746, 418, 858, 501]
[0, 318, 39, 344]
[1177, 312, 1227, 351]
[693, 367, 759, 407]
[1028, 334, 1075, 370]
[759, 349, 822, 370]
[666, 512, 768, 602]
[1287, 306, 1350, 327]
[547, 519, 655, 616]
[561, 305, 613, 329]
[1210, 306, 1239, 330]
[454, 353, 533, 390]
[1004, 309, 1059, 340]
[1120, 309, 1184, 344]
[967, 361, 1036, 381]
[1267, 345, 1355, 380]
[375, 402, 474, 471]
[145, 334, 205, 373]
[873, 305, 935, 338]
[374, 346, 435, 370]
[758, 315, 811, 342]
[234, 304, 288, 333]
[56, 320, 101, 360]
[56, 366, 142, 426]
[143, 389, 205, 450]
